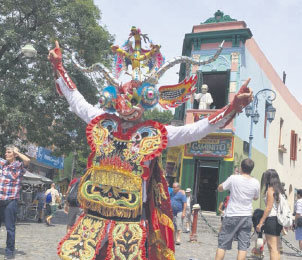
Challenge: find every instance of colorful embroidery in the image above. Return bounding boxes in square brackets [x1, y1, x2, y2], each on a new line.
[58, 214, 108, 260]
[106, 222, 147, 260]
[78, 166, 142, 219]
[78, 114, 167, 220]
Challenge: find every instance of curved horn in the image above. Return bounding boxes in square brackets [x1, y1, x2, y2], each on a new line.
[71, 52, 121, 87]
[144, 41, 224, 85]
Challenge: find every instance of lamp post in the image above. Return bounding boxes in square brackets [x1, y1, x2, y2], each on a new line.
[21, 43, 37, 58]
[245, 89, 276, 158]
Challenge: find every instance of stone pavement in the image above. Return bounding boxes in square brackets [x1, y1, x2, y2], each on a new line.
[0, 209, 301, 259]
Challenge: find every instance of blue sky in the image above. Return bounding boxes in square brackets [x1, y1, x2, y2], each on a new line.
[95, 0, 302, 103]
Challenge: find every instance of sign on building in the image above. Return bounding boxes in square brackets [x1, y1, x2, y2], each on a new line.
[185, 135, 234, 158]
[36, 147, 64, 169]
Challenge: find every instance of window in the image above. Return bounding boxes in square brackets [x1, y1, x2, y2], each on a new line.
[193, 71, 230, 109]
[290, 130, 298, 161]
[278, 118, 287, 153]
[279, 118, 284, 146]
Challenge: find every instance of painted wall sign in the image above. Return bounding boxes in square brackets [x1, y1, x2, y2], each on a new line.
[185, 135, 234, 158]
[37, 147, 64, 169]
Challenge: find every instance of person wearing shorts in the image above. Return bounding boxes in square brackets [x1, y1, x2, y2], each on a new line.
[170, 182, 186, 245]
[215, 158, 260, 260]
[45, 183, 60, 226]
[256, 169, 286, 259]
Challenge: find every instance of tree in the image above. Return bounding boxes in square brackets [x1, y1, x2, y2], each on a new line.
[0, 0, 114, 156]
[142, 108, 174, 124]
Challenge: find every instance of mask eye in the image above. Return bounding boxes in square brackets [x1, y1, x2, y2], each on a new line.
[132, 133, 141, 142]
[131, 98, 138, 105]
[141, 85, 158, 108]
[99, 96, 107, 106]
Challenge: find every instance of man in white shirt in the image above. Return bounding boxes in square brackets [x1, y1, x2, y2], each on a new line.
[215, 158, 260, 260]
[45, 183, 60, 225]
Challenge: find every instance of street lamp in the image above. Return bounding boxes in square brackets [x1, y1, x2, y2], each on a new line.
[21, 43, 37, 58]
[266, 104, 276, 123]
[245, 89, 276, 158]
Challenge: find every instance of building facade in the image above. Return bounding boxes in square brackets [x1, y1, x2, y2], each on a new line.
[167, 10, 302, 213]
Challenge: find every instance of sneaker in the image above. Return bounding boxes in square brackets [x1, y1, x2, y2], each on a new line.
[4, 254, 15, 260]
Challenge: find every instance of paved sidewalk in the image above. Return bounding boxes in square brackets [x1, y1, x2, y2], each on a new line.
[175, 230, 302, 259]
[0, 210, 300, 259]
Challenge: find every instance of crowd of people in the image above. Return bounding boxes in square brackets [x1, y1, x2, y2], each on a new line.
[168, 158, 302, 260]
[0, 146, 301, 260]
[215, 158, 301, 260]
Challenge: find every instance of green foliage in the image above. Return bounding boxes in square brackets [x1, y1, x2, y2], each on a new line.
[0, 0, 114, 156]
[142, 108, 174, 124]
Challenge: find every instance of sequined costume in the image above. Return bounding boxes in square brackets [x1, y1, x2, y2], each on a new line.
[48, 27, 252, 260]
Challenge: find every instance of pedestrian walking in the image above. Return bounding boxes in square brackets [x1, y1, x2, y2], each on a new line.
[218, 194, 230, 220]
[0, 145, 30, 259]
[294, 189, 302, 251]
[215, 158, 260, 260]
[256, 169, 285, 260]
[171, 182, 187, 245]
[184, 188, 193, 233]
[34, 186, 45, 223]
[64, 175, 82, 233]
[45, 183, 60, 226]
[218, 193, 230, 232]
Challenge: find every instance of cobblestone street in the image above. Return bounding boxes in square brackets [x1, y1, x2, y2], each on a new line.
[0, 210, 301, 259]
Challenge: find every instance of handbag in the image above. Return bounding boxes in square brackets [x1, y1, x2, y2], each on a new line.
[276, 194, 293, 228]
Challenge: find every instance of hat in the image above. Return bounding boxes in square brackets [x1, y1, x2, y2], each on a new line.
[185, 188, 192, 193]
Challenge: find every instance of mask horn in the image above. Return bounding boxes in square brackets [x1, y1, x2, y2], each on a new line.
[72, 52, 121, 88]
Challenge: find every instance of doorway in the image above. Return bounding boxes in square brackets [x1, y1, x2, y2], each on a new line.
[194, 160, 219, 212]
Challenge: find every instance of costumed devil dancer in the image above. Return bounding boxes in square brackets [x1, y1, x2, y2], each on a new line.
[48, 27, 253, 260]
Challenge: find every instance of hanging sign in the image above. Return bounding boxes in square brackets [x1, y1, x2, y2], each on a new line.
[185, 135, 234, 158]
[37, 147, 64, 169]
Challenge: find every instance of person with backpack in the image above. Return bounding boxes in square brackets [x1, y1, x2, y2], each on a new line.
[256, 169, 290, 260]
[45, 183, 60, 226]
[64, 175, 82, 233]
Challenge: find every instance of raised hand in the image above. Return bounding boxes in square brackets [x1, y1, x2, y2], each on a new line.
[47, 40, 76, 92]
[234, 78, 253, 112]
[48, 40, 62, 68]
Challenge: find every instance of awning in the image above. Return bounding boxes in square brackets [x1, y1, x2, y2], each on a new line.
[23, 171, 52, 184]
[23, 171, 42, 180]
[22, 179, 44, 185]
[41, 176, 53, 184]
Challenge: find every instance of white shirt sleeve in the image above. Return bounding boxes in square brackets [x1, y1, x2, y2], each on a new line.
[56, 77, 104, 124]
[254, 181, 260, 199]
[222, 176, 233, 191]
[166, 117, 228, 147]
[296, 199, 302, 214]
